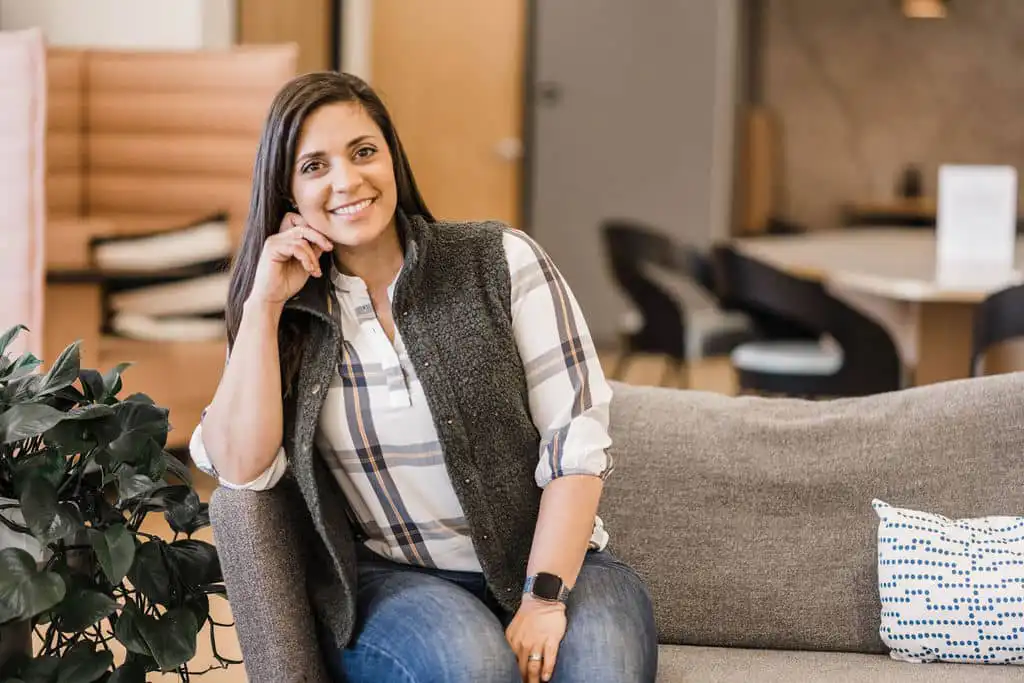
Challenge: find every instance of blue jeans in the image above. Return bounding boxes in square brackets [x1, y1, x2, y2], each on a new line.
[325, 546, 658, 682]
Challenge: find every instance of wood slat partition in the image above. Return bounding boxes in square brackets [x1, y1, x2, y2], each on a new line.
[41, 44, 298, 447]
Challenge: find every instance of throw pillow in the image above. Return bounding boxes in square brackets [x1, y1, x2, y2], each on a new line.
[873, 499, 1024, 665]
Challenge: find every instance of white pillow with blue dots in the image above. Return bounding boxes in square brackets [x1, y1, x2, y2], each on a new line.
[873, 499, 1024, 665]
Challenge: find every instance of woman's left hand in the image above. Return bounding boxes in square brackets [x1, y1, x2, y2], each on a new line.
[505, 596, 567, 682]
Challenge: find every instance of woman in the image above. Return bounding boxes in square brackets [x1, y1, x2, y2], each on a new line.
[191, 71, 658, 683]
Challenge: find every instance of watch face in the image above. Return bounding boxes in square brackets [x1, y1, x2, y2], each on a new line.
[532, 573, 563, 600]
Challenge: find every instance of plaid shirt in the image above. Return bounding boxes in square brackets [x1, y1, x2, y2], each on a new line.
[190, 228, 613, 571]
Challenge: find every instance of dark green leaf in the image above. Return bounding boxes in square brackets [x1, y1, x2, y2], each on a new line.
[112, 602, 150, 658]
[115, 467, 159, 505]
[56, 589, 117, 632]
[77, 370, 104, 404]
[127, 542, 172, 606]
[168, 503, 209, 537]
[0, 547, 66, 623]
[19, 654, 60, 683]
[122, 394, 154, 406]
[20, 477, 81, 544]
[161, 452, 193, 486]
[6, 353, 42, 382]
[164, 491, 203, 535]
[105, 432, 151, 466]
[107, 660, 146, 683]
[101, 363, 132, 400]
[184, 592, 209, 626]
[141, 608, 199, 672]
[6, 374, 45, 403]
[37, 342, 81, 397]
[55, 642, 112, 683]
[167, 539, 221, 587]
[0, 404, 67, 444]
[19, 476, 57, 540]
[13, 450, 65, 494]
[90, 525, 135, 584]
[0, 325, 28, 357]
[112, 603, 198, 672]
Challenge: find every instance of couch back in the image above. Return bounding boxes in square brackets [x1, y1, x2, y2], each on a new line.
[600, 375, 1024, 654]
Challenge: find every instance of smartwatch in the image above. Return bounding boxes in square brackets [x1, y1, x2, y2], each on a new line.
[523, 572, 571, 604]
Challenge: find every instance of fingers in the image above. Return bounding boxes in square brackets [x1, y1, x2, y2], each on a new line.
[267, 236, 321, 277]
[279, 212, 334, 252]
[541, 639, 559, 682]
[527, 650, 542, 683]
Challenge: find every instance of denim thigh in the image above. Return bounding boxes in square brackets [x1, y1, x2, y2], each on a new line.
[551, 550, 659, 683]
[326, 557, 520, 683]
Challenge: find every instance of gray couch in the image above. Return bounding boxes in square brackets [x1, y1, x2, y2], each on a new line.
[209, 373, 1024, 682]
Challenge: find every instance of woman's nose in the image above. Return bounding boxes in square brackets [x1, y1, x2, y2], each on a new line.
[329, 161, 361, 193]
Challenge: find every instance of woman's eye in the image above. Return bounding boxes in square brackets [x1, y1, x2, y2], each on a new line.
[355, 146, 376, 160]
[302, 160, 324, 174]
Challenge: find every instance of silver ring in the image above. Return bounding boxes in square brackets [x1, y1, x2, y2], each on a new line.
[528, 653, 542, 662]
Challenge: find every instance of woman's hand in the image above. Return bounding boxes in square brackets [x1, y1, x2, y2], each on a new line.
[505, 597, 567, 683]
[249, 212, 334, 307]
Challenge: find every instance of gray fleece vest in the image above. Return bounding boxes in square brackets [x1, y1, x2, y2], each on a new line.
[279, 213, 542, 650]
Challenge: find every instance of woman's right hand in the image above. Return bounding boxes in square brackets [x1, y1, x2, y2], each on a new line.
[249, 212, 334, 307]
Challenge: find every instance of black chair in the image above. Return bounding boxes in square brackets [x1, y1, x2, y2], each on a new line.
[601, 220, 753, 387]
[711, 244, 903, 398]
[970, 282, 1024, 377]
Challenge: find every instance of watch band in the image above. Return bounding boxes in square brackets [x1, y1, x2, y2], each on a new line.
[523, 574, 571, 603]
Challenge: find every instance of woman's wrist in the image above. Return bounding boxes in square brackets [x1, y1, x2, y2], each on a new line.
[242, 296, 284, 329]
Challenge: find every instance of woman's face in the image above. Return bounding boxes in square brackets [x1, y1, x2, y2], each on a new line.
[289, 101, 398, 248]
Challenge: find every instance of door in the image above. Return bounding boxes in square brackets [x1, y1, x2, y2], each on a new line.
[529, 0, 739, 344]
[238, 0, 335, 73]
[369, 0, 525, 226]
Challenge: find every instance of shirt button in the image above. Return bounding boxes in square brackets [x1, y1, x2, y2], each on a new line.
[464, 478, 470, 484]
[482, 535, 488, 540]
[446, 419, 453, 425]
[423, 361, 429, 367]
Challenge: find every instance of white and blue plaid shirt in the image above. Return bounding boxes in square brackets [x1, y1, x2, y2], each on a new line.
[191, 228, 613, 572]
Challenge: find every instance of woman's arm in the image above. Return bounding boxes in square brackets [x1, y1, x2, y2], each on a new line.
[502, 229, 614, 681]
[504, 229, 615, 585]
[198, 299, 288, 487]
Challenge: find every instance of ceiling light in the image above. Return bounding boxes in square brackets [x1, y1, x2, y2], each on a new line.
[902, 0, 948, 19]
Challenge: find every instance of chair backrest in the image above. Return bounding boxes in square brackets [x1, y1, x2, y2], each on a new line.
[712, 244, 902, 395]
[970, 282, 1024, 376]
[0, 28, 46, 356]
[601, 219, 710, 358]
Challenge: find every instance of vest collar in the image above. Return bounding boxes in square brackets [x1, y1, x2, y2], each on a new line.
[282, 210, 430, 324]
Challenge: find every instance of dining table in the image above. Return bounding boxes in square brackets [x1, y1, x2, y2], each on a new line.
[732, 228, 1024, 386]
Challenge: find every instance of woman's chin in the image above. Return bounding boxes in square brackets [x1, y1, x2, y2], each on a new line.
[323, 220, 388, 248]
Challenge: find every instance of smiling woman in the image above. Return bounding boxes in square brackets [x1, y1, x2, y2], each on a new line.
[193, 71, 658, 683]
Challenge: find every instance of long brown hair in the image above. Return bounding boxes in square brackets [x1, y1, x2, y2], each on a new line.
[225, 72, 433, 385]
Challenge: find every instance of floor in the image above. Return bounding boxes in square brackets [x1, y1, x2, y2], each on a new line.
[125, 353, 737, 681]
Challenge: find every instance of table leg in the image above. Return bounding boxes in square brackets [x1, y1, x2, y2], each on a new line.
[912, 302, 975, 385]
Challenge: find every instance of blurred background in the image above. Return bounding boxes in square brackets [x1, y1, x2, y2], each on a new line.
[5, 0, 1024, 679]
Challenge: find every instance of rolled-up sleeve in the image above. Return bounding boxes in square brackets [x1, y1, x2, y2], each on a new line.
[189, 409, 289, 491]
[503, 229, 614, 488]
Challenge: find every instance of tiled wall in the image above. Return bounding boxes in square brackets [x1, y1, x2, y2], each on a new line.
[763, 0, 1024, 229]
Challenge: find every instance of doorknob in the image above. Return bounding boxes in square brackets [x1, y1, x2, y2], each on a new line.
[494, 137, 523, 162]
[536, 81, 563, 105]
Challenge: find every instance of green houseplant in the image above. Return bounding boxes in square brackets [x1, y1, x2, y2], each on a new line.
[0, 325, 238, 681]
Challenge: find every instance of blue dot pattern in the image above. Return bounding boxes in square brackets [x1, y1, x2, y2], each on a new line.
[873, 499, 1024, 666]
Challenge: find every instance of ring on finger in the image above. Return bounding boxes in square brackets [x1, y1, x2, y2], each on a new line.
[528, 653, 542, 662]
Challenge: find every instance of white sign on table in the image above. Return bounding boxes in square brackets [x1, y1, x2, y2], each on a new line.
[936, 164, 1019, 289]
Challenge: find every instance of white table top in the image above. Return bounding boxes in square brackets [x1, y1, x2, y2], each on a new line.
[733, 228, 1024, 304]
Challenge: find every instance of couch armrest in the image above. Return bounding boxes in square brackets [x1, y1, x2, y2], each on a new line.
[209, 478, 331, 683]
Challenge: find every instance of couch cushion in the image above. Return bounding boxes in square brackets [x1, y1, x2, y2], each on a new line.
[602, 374, 1024, 653]
[656, 645, 1023, 682]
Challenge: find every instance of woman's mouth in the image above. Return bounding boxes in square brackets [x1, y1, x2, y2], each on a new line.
[329, 196, 377, 219]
